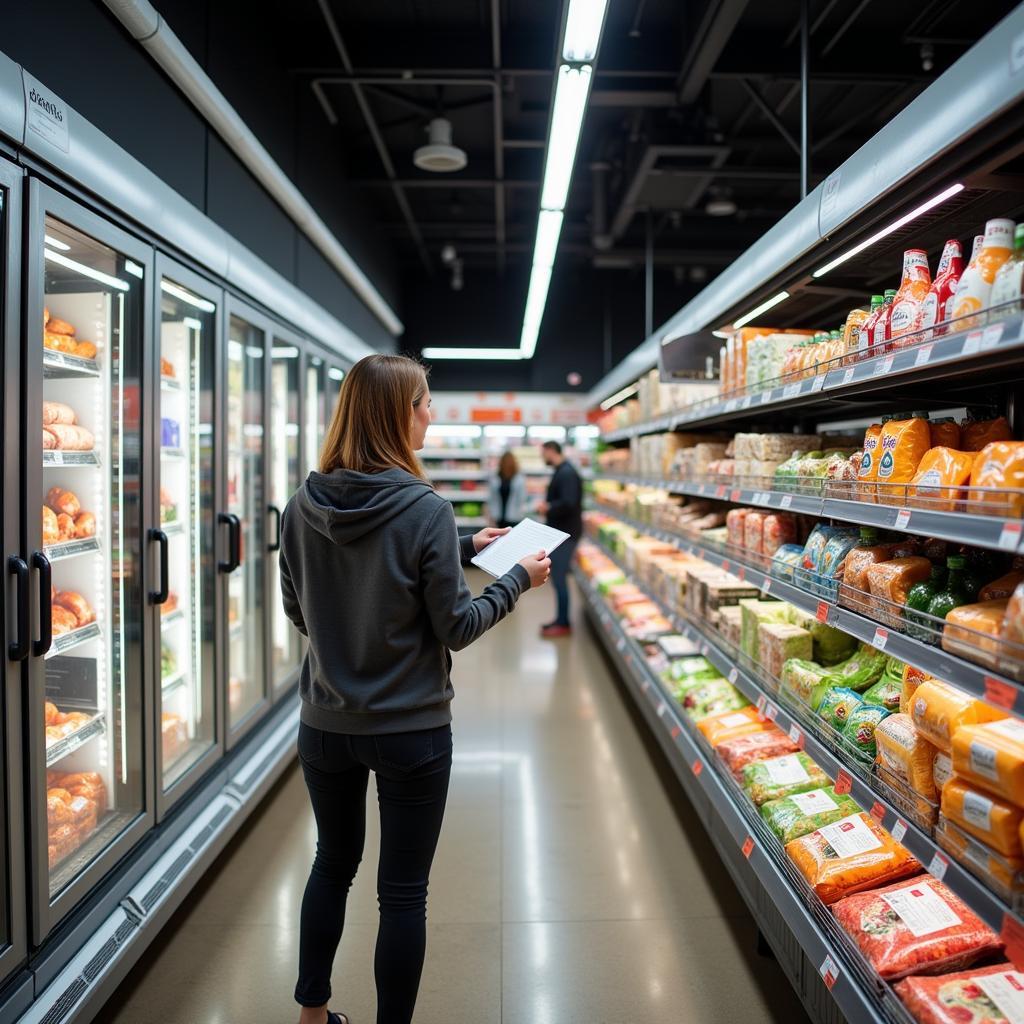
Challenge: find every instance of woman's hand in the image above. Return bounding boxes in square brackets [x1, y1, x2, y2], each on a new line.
[472, 526, 511, 554]
[518, 550, 552, 589]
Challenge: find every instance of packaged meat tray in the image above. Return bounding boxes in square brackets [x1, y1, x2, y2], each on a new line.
[895, 963, 1022, 1024]
[834, 877, 1002, 981]
[740, 752, 829, 806]
[952, 718, 1024, 807]
[785, 812, 920, 905]
[760, 786, 859, 843]
[715, 729, 800, 781]
[941, 777, 1024, 858]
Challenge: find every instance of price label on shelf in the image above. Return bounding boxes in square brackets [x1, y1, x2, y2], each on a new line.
[700, 643, 709, 657]
[779, 494, 793, 509]
[615, 637, 626, 652]
[816, 601, 830, 624]
[811, 374, 826, 393]
[870, 801, 886, 824]
[891, 819, 908, 844]
[50, 452, 63, 466]
[737, 567, 746, 582]
[1000, 914, 1024, 971]
[670, 724, 682, 740]
[640, 678, 650, 692]
[742, 836, 755, 859]
[725, 399, 738, 412]
[874, 355, 895, 376]
[998, 521, 1023, 551]
[728, 667, 739, 684]
[761, 578, 772, 595]
[841, 366, 856, 386]
[819, 955, 840, 990]
[835, 770, 852, 795]
[48, 351, 66, 367]
[788, 724, 804, 749]
[656, 702, 667, 719]
[962, 330, 983, 356]
[741, 395, 752, 409]
[691, 758, 703, 777]
[716, 485, 727, 498]
[871, 627, 889, 651]
[895, 509, 912, 530]
[914, 343, 934, 367]
[730, 489, 741, 503]
[985, 676, 1018, 711]
[721, 559, 730, 572]
[928, 852, 949, 881]
[982, 322, 1005, 350]
[756, 694, 767, 718]
[782, 382, 801, 400]
[763, 703, 778, 722]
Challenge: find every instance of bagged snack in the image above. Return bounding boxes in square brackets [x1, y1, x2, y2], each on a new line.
[841, 703, 891, 760]
[968, 441, 1024, 517]
[901, 664, 931, 715]
[716, 729, 799, 781]
[680, 678, 748, 721]
[781, 658, 825, 705]
[834, 877, 1002, 981]
[953, 718, 1024, 807]
[942, 600, 1010, 670]
[876, 714, 938, 801]
[770, 543, 804, 583]
[876, 415, 932, 505]
[726, 508, 751, 550]
[815, 686, 864, 730]
[911, 679, 1007, 752]
[895, 964, 1021, 1024]
[909, 448, 978, 512]
[801, 525, 839, 574]
[742, 752, 829, 806]
[867, 557, 934, 628]
[962, 416, 1014, 452]
[762, 514, 797, 558]
[942, 777, 1024, 858]
[761, 786, 860, 844]
[785, 812, 920, 905]
[696, 706, 765, 747]
[859, 422, 884, 502]
[744, 512, 767, 556]
[758, 622, 813, 679]
[862, 676, 902, 713]
[818, 644, 888, 693]
[929, 418, 962, 450]
[818, 532, 861, 596]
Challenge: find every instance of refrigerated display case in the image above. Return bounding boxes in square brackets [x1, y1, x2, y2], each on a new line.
[326, 363, 344, 419]
[224, 303, 267, 742]
[269, 333, 302, 695]
[153, 258, 220, 811]
[25, 183, 151, 941]
[305, 352, 325, 474]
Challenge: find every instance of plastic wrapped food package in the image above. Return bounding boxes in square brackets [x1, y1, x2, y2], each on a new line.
[741, 752, 830, 806]
[770, 544, 804, 583]
[942, 777, 1024, 858]
[862, 675, 902, 713]
[726, 508, 751, 550]
[758, 623, 813, 679]
[716, 729, 800, 781]
[740, 599, 792, 662]
[805, 619, 859, 666]
[895, 963, 1023, 1024]
[952, 718, 1024, 807]
[867, 557, 934, 628]
[743, 512, 767, 556]
[968, 441, 1024, 517]
[761, 787, 860, 844]
[902, 664, 932, 715]
[801, 525, 840, 574]
[761, 514, 797, 558]
[780, 658, 825, 705]
[696, 706, 765, 747]
[815, 686, 864, 730]
[929, 419, 962, 450]
[785, 812, 920, 905]
[817, 533, 862, 596]
[818, 644, 888, 693]
[680, 679, 749, 721]
[909, 448, 978, 511]
[938, 817, 1024, 903]
[833, 877, 1002, 981]
[962, 416, 1014, 452]
[875, 714, 939, 801]
[1003, 584, 1024, 665]
[875, 416, 932, 505]
[942, 600, 1010, 671]
[840, 703, 892, 760]
[979, 572, 1024, 602]
[934, 752, 954, 794]
[841, 543, 899, 612]
[911, 680, 1007, 752]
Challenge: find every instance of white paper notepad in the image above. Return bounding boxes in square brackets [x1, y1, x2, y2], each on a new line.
[470, 518, 570, 578]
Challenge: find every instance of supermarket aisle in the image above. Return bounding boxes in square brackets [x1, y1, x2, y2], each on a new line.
[95, 574, 810, 1024]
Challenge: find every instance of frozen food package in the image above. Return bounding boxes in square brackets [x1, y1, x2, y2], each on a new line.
[761, 514, 797, 558]
[875, 714, 938, 801]
[743, 511, 767, 556]
[909, 448, 978, 511]
[895, 964, 1023, 1024]
[876, 416, 932, 505]
[741, 752, 829, 806]
[911, 679, 1007, 752]
[785, 812, 920, 905]
[840, 703, 891, 760]
[696, 706, 765, 747]
[942, 777, 1024, 858]
[968, 441, 1024, 517]
[942, 600, 1010, 670]
[867, 557, 934, 628]
[834, 877, 1002, 980]
[952, 718, 1024, 807]
[726, 508, 751, 550]
[758, 622, 813, 679]
[761, 786, 860, 844]
[962, 416, 1014, 452]
[715, 729, 800, 781]
[780, 658, 825, 705]
[815, 686, 864, 730]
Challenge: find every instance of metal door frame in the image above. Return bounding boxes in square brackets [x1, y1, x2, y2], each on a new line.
[222, 294, 272, 750]
[152, 254, 226, 822]
[25, 179, 155, 945]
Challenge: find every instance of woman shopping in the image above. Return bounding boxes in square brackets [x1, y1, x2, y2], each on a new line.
[278, 353, 550, 1024]
[488, 450, 527, 528]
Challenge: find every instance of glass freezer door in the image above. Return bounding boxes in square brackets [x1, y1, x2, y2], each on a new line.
[305, 353, 325, 475]
[156, 273, 217, 796]
[225, 313, 266, 735]
[269, 341, 301, 694]
[28, 191, 148, 937]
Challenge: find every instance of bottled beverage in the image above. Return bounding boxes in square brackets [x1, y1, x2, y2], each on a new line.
[920, 239, 964, 338]
[844, 306, 870, 359]
[944, 234, 983, 324]
[890, 249, 932, 341]
[906, 564, 947, 641]
[926, 555, 971, 625]
[858, 295, 885, 353]
[874, 290, 897, 347]
[952, 219, 1014, 326]
[989, 223, 1024, 314]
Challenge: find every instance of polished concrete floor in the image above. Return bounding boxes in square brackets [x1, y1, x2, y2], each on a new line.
[95, 575, 811, 1024]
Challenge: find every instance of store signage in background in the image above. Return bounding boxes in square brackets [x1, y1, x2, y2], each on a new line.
[470, 407, 522, 423]
[22, 71, 70, 153]
[432, 390, 589, 426]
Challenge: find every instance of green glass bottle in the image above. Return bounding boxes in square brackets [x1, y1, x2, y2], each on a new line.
[905, 563, 946, 641]
[925, 556, 971, 634]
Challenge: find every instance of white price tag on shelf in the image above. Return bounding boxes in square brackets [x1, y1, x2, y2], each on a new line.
[780, 495, 793, 509]
[819, 955, 840, 990]
[615, 637, 626, 652]
[728, 667, 739, 684]
[782, 382, 801, 400]
[741, 395, 752, 409]
[761, 578, 772, 595]
[50, 452, 63, 465]
[841, 366, 855, 386]
[656, 702, 667, 719]
[811, 374, 826, 393]
[927, 852, 949, 881]
[982, 322, 1005, 350]
[962, 330, 983, 356]
[871, 627, 888, 651]
[725, 399, 737, 412]
[998, 521, 1023, 551]
[763, 702, 778, 722]
[895, 509, 912, 530]
[640, 678, 650, 693]
[874, 355, 895, 376]
[914, 344, 934, 367]
[788, 724, 804, 748]
[891, 819, 908, 844]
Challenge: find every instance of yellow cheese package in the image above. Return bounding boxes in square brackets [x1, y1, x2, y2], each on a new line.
[934, 751, 954, 794]
[941, 600, 1010, 671]
[696, 706, 765, 747]
[900, 664, 932, 715]
[941, 777, 1024, 858]
[907, 447, 977, 511]
[910, 679, 1007, 753]
[874, 713, 938, 801]
[952, 718, 1024, 807]
[968, 440, 1024, 517]
[939, 816, 1024, 902]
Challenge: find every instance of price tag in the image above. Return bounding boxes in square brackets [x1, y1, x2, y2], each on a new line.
[670, 725, 682, 739]
[615, 637, 626, 652]
[914, 343, 934, 366]
[716, 485, 728, 498]
[962, 330, 983, 355]
[895, 509, 912, 530]
[730, 489, 741, 503]
[761, 578, 772, 595]
[891, 819, 908, 844]
[788, 724, 804, 749]
[692, 758, 703, 776]
[725, 399, 738, 412]
[982, 322, 1005, 350]
[640, 678, 649, 692]
[780, 494, 793, 509]
[656, 702, 667, 719]
[816, 601, 830, 624]
[928, 852, 949, 880]
[721, 559, 730, 571]
[1001, 915, 1024, 971]
[985, 676, 1018, 711]
[874, 355, 895, 376]
[737, 566, 746, 582]
[811, 375, 826, 393]
[48, 351, 66, 366]
[998, 521, 1022, 551]
[728, 667, 739, 684]
[782, 382, 801, 400]
[835, 770, 852, 795]
[50, 451, 63, 465]
[742, 836, 755, 859]
[841, 366, 856, 386]
[763, 703, 778, 722]
[871, 627, 889, 651]
[819, 955, 839, 990]
[756, 694, 767, 717]
[741, 395, 752, 409]
[870, 801, 886, 824]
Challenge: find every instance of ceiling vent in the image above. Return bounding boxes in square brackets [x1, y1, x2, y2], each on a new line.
[413, 118, 468, 173]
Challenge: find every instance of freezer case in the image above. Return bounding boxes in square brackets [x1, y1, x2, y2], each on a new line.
[304, 352, 325, 476]
[26, 183, 151, 940]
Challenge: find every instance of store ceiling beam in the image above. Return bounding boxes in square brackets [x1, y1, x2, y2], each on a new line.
[590, 89, 678, 107]
[783, 0, 840, 48]
[350, 178, 538, 189]
[677, 0, 752, 104]
[740, 78, 801, 157]
[819, 0, 873, 58]
[710, 68, 930, 87]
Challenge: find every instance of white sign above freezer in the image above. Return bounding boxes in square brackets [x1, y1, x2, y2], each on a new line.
[22, 71, 69, 153]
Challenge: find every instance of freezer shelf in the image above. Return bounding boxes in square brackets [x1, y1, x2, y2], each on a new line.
[44, 537, 101, 563]
[45, 714, 105, 767]
[45, 622, 101, 659]
[43, 350, 101, 379]
[43, 451, 100, 468]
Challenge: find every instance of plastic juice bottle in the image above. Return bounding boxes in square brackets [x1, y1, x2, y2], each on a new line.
[858, 296, 885, 353]
[920, 239, 964, 337]
[952, 218, 1014, 325]
[944, 234, 983, 324]
[844, 306, 870, 359]
[989, 223, 1024, 313]
[906, 563, 947, 641]
[926, 555, 970, 623]
[890, 249, 932, 341]
[874, 290, 897, 348]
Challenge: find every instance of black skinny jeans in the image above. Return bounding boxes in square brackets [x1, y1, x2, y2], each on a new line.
[294, 721, 453, 1023]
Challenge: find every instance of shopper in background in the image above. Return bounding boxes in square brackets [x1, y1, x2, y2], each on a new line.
[488, 450, 527, 529]
[278, 354, 551, 1024]
[536, 439, 583, 638]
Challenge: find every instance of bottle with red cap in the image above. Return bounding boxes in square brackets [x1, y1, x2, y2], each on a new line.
[919, 239, 964, 339]
[890, 249, 932, 345]
[874, 290, 897, 349]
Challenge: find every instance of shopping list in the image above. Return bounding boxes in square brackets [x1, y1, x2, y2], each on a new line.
[470, 518, 570, 578]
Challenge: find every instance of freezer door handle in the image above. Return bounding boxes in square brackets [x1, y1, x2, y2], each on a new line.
[148, 528, 170, 604]
[8, 556, 29, 661]
[32, 551, 52, 658]
[218, 513, 241, 573]
[268, 505, 282, 553]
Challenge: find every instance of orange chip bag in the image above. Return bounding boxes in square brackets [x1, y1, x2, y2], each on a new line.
[696, 706, 765, 746]
[929, 419, 961, 450]
[968, 441, 1024, 517]
[876, 416, 931, 506]
[962, 416, 1013, 452]
[908, 447, 977, 511]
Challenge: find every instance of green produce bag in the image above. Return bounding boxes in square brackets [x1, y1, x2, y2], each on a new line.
[760, 786, 861, 843]
[840, 703, 891, 760]
[862, 676, 901, 713]
[666, 656, 719, 683]
[678, 678, 746, 720]
[780, 658, 825, 704]
[818, 643, 887, 692]
[806, 620, 858, 667]
[741, 752, 830, 806]
[814, 685, 863, 729]
[740, 599, 791, 662]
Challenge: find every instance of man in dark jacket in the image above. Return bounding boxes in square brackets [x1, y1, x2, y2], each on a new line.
[536, 440, 583, 637]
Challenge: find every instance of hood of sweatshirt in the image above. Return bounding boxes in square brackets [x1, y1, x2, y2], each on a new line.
[295, 467, 436, 545]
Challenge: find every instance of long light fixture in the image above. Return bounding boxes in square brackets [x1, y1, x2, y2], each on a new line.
[422, 346, 523, 360]
[540, 66, 593, 211]
[44, 234, 71, 252]
[562, 0, 611, 60]
[519, 264, 553, 359]
[812, 183, 965, 278]
[599, 383, 639, 410]
[534, 210, 565, 269]
[732, 290, 790, 329]
[44, 249, 130, 292]
[161, 279, 216, 312]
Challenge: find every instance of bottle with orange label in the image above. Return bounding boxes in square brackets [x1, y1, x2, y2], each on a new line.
[920, 239, 964, 338]
[890, 249, 932, 344]
[952, 219, 1014, 326]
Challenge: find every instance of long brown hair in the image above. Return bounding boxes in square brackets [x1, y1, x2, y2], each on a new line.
[319, 354, 429, 480]
[498, 451, 519, 481]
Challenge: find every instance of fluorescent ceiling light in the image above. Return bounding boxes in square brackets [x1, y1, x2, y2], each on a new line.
[527, 425, 566, 440]
[540, 65, 592, 211]
[812, 183, 965, 278]
[573, 425, 600, 439]
[519, 264, 553, 360]
[732, 290, 790, 329]
[600, 383, 639, 410]
[272, 345, 300, 359]
[562, 0, 610, 61]
[483, 425, 527, 438]
[161, 279, 216, 312]
[328, 367, 345, 380]
[533, 210, 564, 269]
[182, 316, 203, 331]
[44, 235, 71, 251]
[422, 346, 524, 360]
[124, 260, 144, 279]
[45, 249, 130, 292]
[246, 345, 264, 359]
[429, 425, 482, 438]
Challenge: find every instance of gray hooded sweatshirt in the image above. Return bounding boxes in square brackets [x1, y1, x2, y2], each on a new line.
[279, 467, 529, 735]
